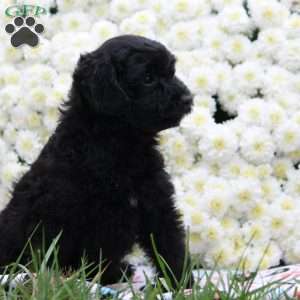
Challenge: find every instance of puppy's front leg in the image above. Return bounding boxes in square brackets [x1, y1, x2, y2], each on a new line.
[136, 170, 193, 288]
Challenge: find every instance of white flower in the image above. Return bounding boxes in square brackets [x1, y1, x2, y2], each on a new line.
[56, 0, 86, 12]
[15, 130, 42, 164]
[220, 156, 248, 179]
[24, 87, 50, 113]
[238, 99, 266, 126]
[167, 22, 199, 50]
[211, 0, 243, 12]
[193, 94, 216, 114]
[189, 66, 218, 94]
[231, 178, 261, 214]
[263, 103, 286, 130]
[23, 38, 51, 62]
[0, 187, 11, 212]
[257, 28, 286, 57]
[277, 193, 296, 212]
[181, 168, 209, 195]
[218, 87, 246, 115]
[204, 241, 236, 267]
[164, 131, 189, 156]
[240, 126, 275, 164]
[248, 0, 289, 29]
[202, 218, 224, 245]
[9, 104, 30, 129]
[214, 62, 233, 92]
[219, 5, 253, 33]
[284, 13, 300, 38]
[170, 0, 211, 20]
[284, 238, 300, 263]
[202, 188, 232, 218]
[180, 107, 214, 132]
[272, 158, 293, 180]
[203, 30, 227, 60]
[198, 125, 238, 162]
[24, 65, 57, 88]
[274, 121, 300, 153]
[52, 48, 81, 73]
[273, 92, 300, 113]
[2, 125, 18, 147]
[277, 39, 300, 72]
[233, 61, 265, 95]
[43, 108, 60, 132]
[61, 12, 91, 32]
[90, 20, 119, 46]
[223, 35, 252, 64]
[260, 178, 281, 202]
[284, 170, 300, 198]
[0, 65, 21, 86]
[0, 161, 28, 190]
[25, 111, 42, 130]
[109, 0, 135, 22]
[0, 86, 21, 112]
[242, 221, 271, 245]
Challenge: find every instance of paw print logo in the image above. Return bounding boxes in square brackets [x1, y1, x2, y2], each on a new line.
[5, 16, 44, 47]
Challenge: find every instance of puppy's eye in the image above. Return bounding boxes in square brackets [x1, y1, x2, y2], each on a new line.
[144, 72, 155, 85]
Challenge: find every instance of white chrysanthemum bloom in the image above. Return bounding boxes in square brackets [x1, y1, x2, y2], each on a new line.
[198, 125, 238, 162]
[0, 161, 28, 190]
[223, 35, 252, 64]
[284, 13, 300, 38]
[204, 176, 229, 193]
[240, 162, 259, 180]
[277, 193, 296, 212]
[214, 62, 232, 92]
[284, 169, 300, 198]
[193, 94, 216, 114]
[189, 66, 218, 95]
[219, 5, 253, 34]
[218, 87, 245, 115]
[272, 158, 293, 180]
[43, 108, 60, 132]
[284, 237, 300, 263]
[248, 201, 268, 220]
[9, 103, 30, 129]
[0, 139, 8, 162]
[263, 103, 286, 130]
[181, 168, 209, 195]
[15, 130, 42, 164]
[273, 92, 300, 113]
[189, 232, 206, 255]
[180, 107, 214, 132]
[248, 41, 273, 66]
[201, 188, 232, 218]
[24, 111, 42, 130]
[180, 191, 200, 211]
[238, 249, 263, 272]
[238, 99, 266, 126]
[91, 20, 119, 45]
[0, 65, 21, 86]
[0, 85, 21, 112]
[167, 22, 199, 50]
[248, 0, 289, 29]
[24, 65, 57, 88]
[23, 38, 51, 62]
[0, 110, 9, 131]
[2, 124, 18, 147]
[61, 12, 91, 32]
[211, 0, 243, 11]
[233, 61, 264, 95]
[220, 156, 247, 179]
[52, 48, 81, 73]
[166, 150, 194, 175]
[201, 218, 224, 245]
[2, 40, 23, 63]
[257, 242, 282, 269]
[47, 85, 68, 109]
[257, 28, 286, 57]
[164, 131, 189, 157]
[277, 39, 300, 72]
[263, 206, 293, 239]
[56, 0, 86, 12]
[260, 178, 281, 202]
[71, 32, 97, 53]
[185, 210, 210, 233]
[51, 32, 74, 52]
[274, 121, 300, 153]
[240, 126, 275, 164]
[231, 178, 261, 214]
[109, 0, 135, 22]
[24, 87, 50, 113]
[204, 241, 236, 267]
[131, 10, 157, 29]
[242, 221, 271, 245]
[220, 217, 240, 235]
[0, 187, 11, 212]
[171, 0, 211, 20]
[203, 30, 227, 60]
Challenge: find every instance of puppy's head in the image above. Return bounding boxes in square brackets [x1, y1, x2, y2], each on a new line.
[73, 35, 193, 133]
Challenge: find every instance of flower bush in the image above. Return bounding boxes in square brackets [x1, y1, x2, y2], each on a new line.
[0, 0, 300, 271]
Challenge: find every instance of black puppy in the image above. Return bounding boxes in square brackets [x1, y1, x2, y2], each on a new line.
[0, 35, 193, 285]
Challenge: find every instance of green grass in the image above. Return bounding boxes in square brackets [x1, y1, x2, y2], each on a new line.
[0, 235, 296, 300]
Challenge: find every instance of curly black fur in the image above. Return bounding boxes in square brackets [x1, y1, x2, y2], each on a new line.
[0, 35, 193, 285]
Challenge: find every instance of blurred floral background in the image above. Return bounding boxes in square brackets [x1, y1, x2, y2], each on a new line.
[0, 0, 300, 271]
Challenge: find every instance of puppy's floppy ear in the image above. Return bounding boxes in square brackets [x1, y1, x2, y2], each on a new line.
[73, 52, 129, 116]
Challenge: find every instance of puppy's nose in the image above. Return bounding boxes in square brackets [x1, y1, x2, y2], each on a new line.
[181, 94, 193, 106]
